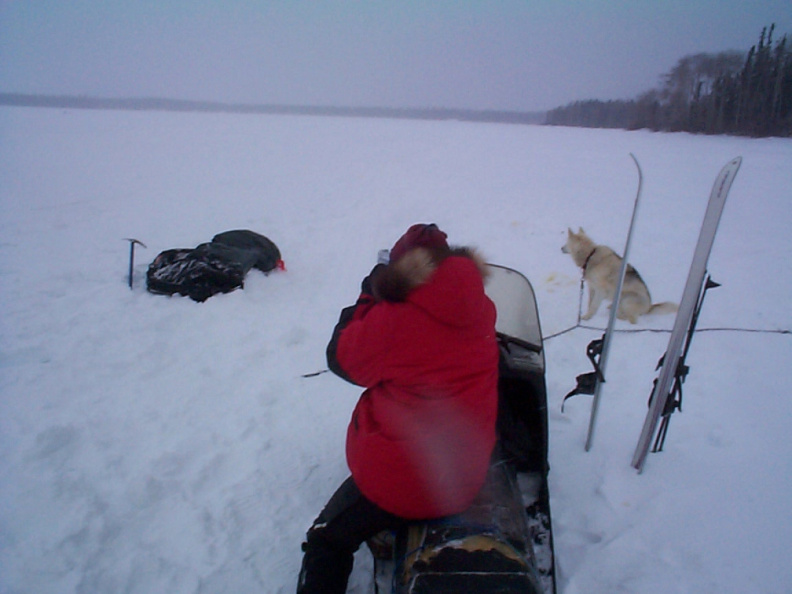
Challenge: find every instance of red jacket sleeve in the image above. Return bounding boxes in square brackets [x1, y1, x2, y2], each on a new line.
[332, 299, 401, 387]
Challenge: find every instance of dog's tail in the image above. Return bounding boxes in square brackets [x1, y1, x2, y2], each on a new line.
[648, 302, 678, 315]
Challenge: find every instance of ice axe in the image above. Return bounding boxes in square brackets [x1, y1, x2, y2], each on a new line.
[124, 238, 147, 289]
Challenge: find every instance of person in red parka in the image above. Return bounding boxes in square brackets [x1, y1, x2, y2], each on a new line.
[297, 224, 499, 594]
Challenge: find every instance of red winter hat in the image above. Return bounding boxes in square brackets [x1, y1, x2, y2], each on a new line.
[389, 223, 449, 263]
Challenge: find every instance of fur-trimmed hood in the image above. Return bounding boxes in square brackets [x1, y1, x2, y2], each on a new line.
[372, 246, 489, 303]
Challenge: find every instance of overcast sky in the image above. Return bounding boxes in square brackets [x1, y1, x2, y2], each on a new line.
[1, 1, 790, 112]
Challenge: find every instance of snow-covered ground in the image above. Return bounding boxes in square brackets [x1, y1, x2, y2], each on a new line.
[1, 106, 790, 593]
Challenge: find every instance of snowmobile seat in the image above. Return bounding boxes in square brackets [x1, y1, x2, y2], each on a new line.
[388, 460, 544, 594]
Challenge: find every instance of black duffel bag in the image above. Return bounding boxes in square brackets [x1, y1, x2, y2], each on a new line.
[147, 230, 283, 302]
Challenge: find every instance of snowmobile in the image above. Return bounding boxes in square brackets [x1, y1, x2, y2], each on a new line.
[370, 264, 556, 594]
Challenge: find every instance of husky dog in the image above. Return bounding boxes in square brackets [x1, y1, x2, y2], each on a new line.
[562, 228, 677, 324]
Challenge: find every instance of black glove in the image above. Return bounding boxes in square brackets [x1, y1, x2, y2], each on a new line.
[360, 263, 386, 297]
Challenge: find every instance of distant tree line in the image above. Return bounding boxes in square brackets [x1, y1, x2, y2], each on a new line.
[546, 25, 791, 137]
[0, 93, 546, 125]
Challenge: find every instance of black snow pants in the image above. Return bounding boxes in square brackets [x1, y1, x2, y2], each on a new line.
[297, 477, 409, 594]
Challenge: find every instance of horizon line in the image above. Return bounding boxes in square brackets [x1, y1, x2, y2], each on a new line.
[0, 92, 548, 125]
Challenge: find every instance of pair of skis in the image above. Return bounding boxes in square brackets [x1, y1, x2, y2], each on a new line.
[573, 155, 742, 472]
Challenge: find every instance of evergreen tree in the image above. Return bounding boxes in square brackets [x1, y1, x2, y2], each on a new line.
[545, 25, 790, 137]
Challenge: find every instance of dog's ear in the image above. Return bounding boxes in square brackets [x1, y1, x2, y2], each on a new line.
[578, 227, 584, 234]
[567, 227, 574, 236]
